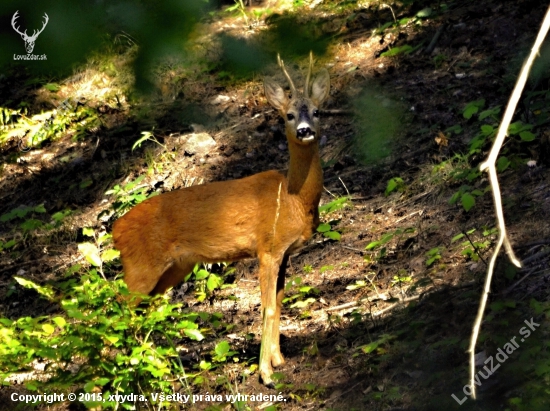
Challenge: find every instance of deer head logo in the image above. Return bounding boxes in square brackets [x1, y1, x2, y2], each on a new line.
[11, 11, 49, 54]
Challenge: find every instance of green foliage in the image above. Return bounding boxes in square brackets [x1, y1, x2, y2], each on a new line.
[365, 227, 416, 262]
[359, 334, 395, 355]
[106, 175, 156, 217]
[445, 97, 539, 214]
[425, 247, 442, 267]
[184, 263, 232, 302]
[0, 237, 244, 409]
[317, 196, 349, 241]
[0, 270, 214, 409]
[132, 130, 166, 151]
[284, 276, 319, 310]
[385, 177, 405, 196]
[451, 227, 496, 262]
[318, 196, 350, 214]
[380, 45, 413, 58]
[463, 99, 486, 119]
[449, 185, 488, 212]
[0, 204, 71, 233]
[390, 274, 412, 287]
[0, 99, 99, 148]
[346, 272, 377, 291]
[78, 228, 119, 272]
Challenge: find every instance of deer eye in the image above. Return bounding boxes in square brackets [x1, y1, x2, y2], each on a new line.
[286, 113, 295, 121]
[313, 109, 320, 117]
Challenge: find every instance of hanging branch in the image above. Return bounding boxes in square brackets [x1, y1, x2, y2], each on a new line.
[468, 6, 550, 400]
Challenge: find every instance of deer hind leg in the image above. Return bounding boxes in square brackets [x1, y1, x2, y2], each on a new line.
[270, 254, 289, 367]
[258, 252, 285, 387]
[151, 260, 196, 295]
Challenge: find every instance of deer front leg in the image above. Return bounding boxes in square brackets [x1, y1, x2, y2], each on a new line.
[258, 253, 285, 387]
[270, 254, 289, 367]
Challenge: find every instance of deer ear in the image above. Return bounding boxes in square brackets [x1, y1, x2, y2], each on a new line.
[310, 69, 330, 106]
[264, 79, 288, 111]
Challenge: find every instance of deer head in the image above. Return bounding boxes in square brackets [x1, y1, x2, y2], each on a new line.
[11, 11, 49, 54]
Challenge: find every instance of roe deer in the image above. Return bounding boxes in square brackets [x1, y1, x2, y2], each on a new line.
[112, 52, 330, 386]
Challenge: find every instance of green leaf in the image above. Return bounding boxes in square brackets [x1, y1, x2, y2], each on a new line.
[449, 190, 461, 205]
[325, 231, 341, 241]
[80, 179, 93, 189]
[132, 131, 154, 151]
[463, 106, 478, 119]
[445, 124, 462, 134]
[317, 223, 331, 233]
[105, 335, 120, 344]
[101, 249, 120, 262]
[82, 227, 95, 237]
[496, 156, 510, 172]
[184, 329, 205, 341]
[480, 124, 494, 135]
[44, 83, 60, 92]
[478, 106, 501, 120]
[416, 7, 432, 17]
[463, 99, 485, 119]
[20, 219, 43, 232]
[78, 242, 102, 267]
[206, 273, 223, 292]
[83, 381, 96, 393]
[318, 197, 349, 214]
[215, 341, 230, 356]
[14, 276, 55, 300]
[451, 233, 464, 243]
[519, 131, 536, 142]
[380, 45, 413, 57]
[361, 341, 380, 354]
[34, 204, 47, 213]
[194, 269, 209, 280]
[385, 177, 404, 196]
[42, 323, 55, 335]
[53, 317, 66, 328]
[461, 193, 475, 212]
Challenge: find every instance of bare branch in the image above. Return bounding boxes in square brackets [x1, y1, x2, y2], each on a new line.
[468, 5, 550, 400]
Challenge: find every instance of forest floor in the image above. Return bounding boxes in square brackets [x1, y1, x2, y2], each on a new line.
[1, 0, 550, 410]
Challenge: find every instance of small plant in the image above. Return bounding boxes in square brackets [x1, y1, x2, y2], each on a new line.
[317, 196, 350, 241]
[226, 0, 250, 26]
[0, 204, 70, 233]
[132, 130, 166, 151]
[0, 233, 252, 409]
[365, 227, 416, 262]
[106, 175, 157, 216]
[451, 227, 496, 262]
[385, 177, 405, 196]
[390, 273, 412, 287]
[425, 247, 442, 267]
[184, 263, 232, 302]
[284, 276, 319, 309]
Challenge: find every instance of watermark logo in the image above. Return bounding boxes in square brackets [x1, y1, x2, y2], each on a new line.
[11, 10, 48, 60]
[451, 317, 540, 405]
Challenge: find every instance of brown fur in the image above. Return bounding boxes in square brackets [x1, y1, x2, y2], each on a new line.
[112, 54, 330, 386]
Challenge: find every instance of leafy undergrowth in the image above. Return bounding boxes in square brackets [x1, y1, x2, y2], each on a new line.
[2, 0, 550, 410]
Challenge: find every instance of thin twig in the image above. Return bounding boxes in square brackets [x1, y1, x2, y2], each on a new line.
[425, 24, 446, 54]
[468, 6, 550, 399]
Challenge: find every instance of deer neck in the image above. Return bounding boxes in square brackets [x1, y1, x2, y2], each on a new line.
[286, 141, 323, 205]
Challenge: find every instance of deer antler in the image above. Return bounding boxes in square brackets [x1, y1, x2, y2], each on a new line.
[33, 13, 49, 39]
[304, 51, 314, 98]
[277, 54, 297, 95]
[11, 11, 27, 37]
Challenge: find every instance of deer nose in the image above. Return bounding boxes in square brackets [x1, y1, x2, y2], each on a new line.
[297, 126, 314, 138]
